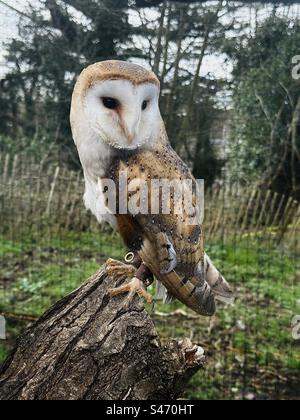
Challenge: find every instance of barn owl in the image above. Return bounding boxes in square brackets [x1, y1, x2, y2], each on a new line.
[70, 60, 233, 316]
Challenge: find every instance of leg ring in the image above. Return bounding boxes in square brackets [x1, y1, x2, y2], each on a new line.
[125, 252, 135, 264]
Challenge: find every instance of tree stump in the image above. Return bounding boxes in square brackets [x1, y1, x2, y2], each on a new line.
[0, 266, 204, 400]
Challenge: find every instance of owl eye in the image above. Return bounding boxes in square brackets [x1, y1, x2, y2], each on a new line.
[102, 97, 119, 110]
[142, 100, 148, 111]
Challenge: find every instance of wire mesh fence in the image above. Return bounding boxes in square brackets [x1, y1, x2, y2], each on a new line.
[1, 152, 299, 244]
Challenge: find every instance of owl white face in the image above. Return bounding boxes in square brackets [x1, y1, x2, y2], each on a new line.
[84, 80, 161, 150]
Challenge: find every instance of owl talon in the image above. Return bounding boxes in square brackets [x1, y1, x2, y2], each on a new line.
[105, 258, 136, 278]
[109, 277, 153, 308]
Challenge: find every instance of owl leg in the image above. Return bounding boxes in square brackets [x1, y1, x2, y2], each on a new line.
[109, 277, 153, 307]
[108, 255, 154, 307]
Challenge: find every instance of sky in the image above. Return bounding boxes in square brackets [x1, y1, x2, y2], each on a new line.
[0, 1, 36, 75]
[1, 0, 300, 79]
[0, 1, 17, 74]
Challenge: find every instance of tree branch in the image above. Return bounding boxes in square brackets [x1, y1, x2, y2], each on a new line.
[135, 0, 300, 7]
[0, 265, 204, 400]
[0, 0, 33, 19]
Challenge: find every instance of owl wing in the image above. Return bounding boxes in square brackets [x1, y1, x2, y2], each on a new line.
[113, 145, 205, 271]
[108, 145, 233, 315]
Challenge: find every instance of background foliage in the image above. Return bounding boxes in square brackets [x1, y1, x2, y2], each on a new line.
[227, 15, 300, 196]
[1, 1, 300, 195]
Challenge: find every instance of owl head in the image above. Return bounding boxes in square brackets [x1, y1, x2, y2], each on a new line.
[71, 61, 162, 152]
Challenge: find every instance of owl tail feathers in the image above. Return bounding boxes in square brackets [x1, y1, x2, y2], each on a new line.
[213, 280, 235, 305]
[156, 281, 175, 304]
[205, 254, 235, 305]
[156, 276, 216, 316]
[192, 280, 216, 316]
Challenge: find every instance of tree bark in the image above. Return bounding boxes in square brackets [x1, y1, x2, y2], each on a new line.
[0, 266, 204, 400]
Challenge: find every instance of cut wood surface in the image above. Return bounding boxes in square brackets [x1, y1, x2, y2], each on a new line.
[0, 266, 204, 400]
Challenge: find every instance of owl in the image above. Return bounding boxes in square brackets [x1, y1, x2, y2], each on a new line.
[70, 61, 233, 316]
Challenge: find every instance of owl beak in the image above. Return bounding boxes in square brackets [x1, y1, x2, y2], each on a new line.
[122, 110, 141, 145]
[127, 130, 135, 144]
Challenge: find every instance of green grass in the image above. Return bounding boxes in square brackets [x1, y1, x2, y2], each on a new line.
[154, 240, 300, 399]
[0, 231, 125, 315]
[0, 232, 299, 400]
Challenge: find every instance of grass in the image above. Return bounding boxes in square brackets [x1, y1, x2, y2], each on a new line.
[0, 231, 125, 314]
[0, 231, 299, 400]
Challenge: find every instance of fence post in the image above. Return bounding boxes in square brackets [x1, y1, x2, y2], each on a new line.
[46, 167, 60, 216]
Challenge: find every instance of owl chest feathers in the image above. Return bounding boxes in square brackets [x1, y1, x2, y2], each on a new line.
[80, 134, 118, 229]
[81, 136, 154, 230]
